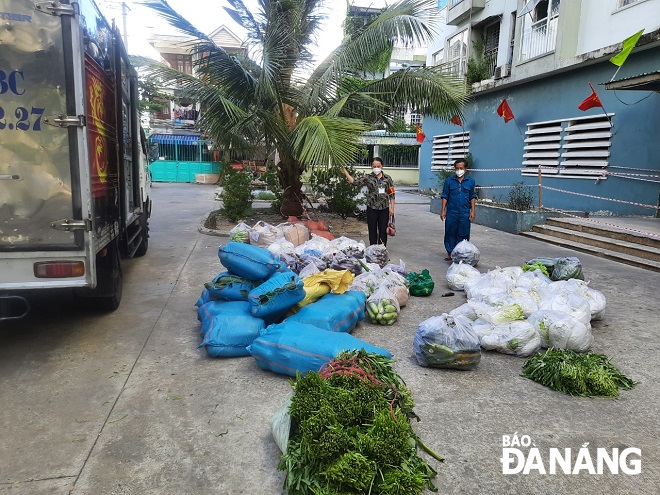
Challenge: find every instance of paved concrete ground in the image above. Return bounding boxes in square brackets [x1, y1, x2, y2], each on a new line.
[1, 183, 658, 495]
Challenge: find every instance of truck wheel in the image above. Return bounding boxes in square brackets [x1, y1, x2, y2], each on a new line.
[94, 241, 123, 311]
[134, 212, 149, 257]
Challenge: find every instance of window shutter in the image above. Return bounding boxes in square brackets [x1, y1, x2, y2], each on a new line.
[431, 132, 470, 170]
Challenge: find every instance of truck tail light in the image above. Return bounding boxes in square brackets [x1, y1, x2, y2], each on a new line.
[33, 261, 85, 278]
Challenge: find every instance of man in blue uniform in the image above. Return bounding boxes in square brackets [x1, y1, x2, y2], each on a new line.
[440, 159, 477, 260]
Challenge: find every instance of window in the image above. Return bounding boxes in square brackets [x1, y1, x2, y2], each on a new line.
[432, 49, 444, 66]
[447, 30, 468, 77]
[431, 131, 470, 170]
[483, 21, 501, 77]
[409, 113, 422, 126]
[449, 0, 464, 7]
[520, 0, 560, 61]
[618, 0, 640, 7]
[522, 113, 613, 178]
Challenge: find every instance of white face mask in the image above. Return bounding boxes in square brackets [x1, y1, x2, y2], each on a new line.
[372, 168, 382, 175]
[456, 169, 465, 177]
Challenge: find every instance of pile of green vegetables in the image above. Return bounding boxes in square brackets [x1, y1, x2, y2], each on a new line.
[279, 350, 442, 495]
[522, 348, 637, 398]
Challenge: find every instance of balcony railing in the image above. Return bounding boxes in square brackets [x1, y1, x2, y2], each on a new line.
[520, 16, 558, 61]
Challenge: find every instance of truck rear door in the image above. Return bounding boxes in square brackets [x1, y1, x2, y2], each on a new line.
[0, 1, 94, 288]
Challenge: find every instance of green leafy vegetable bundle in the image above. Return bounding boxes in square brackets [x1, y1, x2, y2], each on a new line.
[279, 350, 442, 495]
[521, 261, 549, 277]
[521, 348, 637, 398]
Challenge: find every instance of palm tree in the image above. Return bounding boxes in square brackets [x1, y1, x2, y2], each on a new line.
[144, 0, 469, 216]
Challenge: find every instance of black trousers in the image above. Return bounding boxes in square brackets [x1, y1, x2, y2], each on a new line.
[366, 207, 389, 246]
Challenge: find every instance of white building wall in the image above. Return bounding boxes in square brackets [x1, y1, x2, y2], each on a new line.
[576, 0, 660, 55]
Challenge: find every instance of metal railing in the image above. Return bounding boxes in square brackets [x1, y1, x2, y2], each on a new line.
[520, 16, 558, 61]
[380, 146, 420, 168]
[154, 142, 214, 162]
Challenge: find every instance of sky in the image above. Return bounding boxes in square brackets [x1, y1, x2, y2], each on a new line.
[97, 0, 390, 67]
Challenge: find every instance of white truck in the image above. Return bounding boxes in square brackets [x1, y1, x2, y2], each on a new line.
[0, 0, 151, 320]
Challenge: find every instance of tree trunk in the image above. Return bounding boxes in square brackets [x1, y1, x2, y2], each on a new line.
[278, 157, 305, 217]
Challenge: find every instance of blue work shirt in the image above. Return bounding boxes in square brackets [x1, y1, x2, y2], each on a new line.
[441, 174, 477, 215]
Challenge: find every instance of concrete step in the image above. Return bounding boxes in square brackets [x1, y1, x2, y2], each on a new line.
[546, 217, 660, 250]
[530, 224, 660, 261]
[520, 231, 660, 273]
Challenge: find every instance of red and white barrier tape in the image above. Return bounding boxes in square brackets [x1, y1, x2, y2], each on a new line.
[608, 165, 660, 173]
[605, 173, 660, 184]
[541, 185, 659, 210]
[545, 207, 660, 239]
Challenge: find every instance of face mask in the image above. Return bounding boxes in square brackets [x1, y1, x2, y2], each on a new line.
[456, 169, 465, 177]
[372, 168, 382, 175]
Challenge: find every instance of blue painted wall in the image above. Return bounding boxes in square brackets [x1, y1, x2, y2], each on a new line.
[420, 48, 660, 215]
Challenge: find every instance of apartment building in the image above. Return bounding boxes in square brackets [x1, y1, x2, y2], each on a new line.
[421, 0, 659, 215]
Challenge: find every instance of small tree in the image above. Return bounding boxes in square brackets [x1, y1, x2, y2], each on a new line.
[310, 165, 365, 219]
[220, 167, 253, 221]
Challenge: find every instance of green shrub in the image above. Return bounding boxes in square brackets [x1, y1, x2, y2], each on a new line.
[507, 182, 535, 211]
[220, 167, 253, 221]
[310, 165, 365, 219]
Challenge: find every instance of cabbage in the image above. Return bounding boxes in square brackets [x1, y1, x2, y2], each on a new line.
[476, 303, 525, 326]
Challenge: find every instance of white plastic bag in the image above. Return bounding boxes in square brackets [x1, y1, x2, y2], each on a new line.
[267, 238, 296, 257]
[515, 269, 551, 289]
[446, 262, 481, 291]
[298, 260, 321, 279]
[471, 318, 494, 343]
[480, 320, 542, 357]
[527, 310, 594, 352]
[450, 240, 480, 266]
[561, 279, 607, 320]
[474, 302, 526, 326]
[331, 236, 366, 259]
[507, 288, 540, 317]
[348, 272, 379, 297]
[250, 221, 284, 247]
[365, 244, 390, 267]
[449, 302, 479, 321]
[382, 259, 407, 276]
[229, 222, 251, 243]
[538, 292, 592, 326]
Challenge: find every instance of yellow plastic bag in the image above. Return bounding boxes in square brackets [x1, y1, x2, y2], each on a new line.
[297, 269, 355, 307]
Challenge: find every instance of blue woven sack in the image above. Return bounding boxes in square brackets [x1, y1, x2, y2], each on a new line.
[248, 271, 305, 318]
[218, 242, 285, 280]
[286, 291, 366, 333]
[195, 288, 214, 308]
[247, 322, 391, 377]
[199, 313, 265, 358]
[198, 300, 251, 328]
[205, 272, 260, 301]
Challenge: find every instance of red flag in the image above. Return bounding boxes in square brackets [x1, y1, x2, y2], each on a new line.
[578, 83, 603, 111]
[450, 115, 463, 126]
[416, 125, 426, 143]
[497, 99, 514, 123]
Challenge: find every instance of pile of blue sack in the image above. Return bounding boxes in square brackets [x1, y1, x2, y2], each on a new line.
[195, 242, 391, 377]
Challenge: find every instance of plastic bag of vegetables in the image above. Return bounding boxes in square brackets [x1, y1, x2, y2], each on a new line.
[538, 292, 592, 326]
[527, 310, 594, 352]
[249, 221, 284, 247]
[449, 302, 479, 321]
[480, 320, 542, 357]
[446, 261, 481, 291]
[450, 240, 480, 267]
[329, 254, 363, 276]
[414, 314, 481, 370]
[550, 256, 584, 281]
[405, 269, 435, 297]
[229, 222, 251, 243]
[474, 302, 526, 326]
[349, 272, 379, 297]
[365, 286, 400, 325]
[561, 279, 606, 320]
[267, 238, 296, 257]
[332, 236, 366, 259]
[382, 259, 407, 276]
[364, 244, 390, 268]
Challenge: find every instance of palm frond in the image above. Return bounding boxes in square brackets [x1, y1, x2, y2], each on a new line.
[305, 0, 439, 101]
[291, 116, 371, 168]
[140, 0, 213, 42]
[359, 64, 470, 121]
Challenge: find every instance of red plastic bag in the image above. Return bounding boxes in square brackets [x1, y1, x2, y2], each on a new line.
[386, 214, 396, 237]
